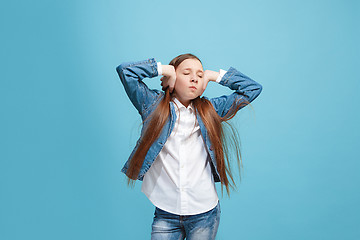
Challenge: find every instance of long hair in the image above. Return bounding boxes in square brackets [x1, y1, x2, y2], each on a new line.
[125, 53, 252, 197]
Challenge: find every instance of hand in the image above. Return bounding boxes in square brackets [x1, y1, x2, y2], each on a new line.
[160, 65, 176, 93]
[160, 75, 176, 93]
[200, 70, 214, 96]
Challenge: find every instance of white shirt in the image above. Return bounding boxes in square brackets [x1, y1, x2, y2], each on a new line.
[140, 62, 227, 215]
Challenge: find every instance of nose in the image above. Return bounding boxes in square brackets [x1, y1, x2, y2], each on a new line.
[191, 75, 198, 83]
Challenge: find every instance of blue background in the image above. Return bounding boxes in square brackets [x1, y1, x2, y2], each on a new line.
[1, 0, 359, 239]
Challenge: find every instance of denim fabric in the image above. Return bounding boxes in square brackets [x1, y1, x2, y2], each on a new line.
[151, 200, 221, 240]
[116, 58, 263, 182]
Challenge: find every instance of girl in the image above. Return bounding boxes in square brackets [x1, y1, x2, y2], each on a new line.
[116, 53, 262, 240]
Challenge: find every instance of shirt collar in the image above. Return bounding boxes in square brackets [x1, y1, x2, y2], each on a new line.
[172, 97, 194, 111]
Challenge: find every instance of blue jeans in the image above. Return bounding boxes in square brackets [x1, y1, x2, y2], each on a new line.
[151, 200, 221, 240]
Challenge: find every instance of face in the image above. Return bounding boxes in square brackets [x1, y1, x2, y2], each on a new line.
[173, 58, 204, 106]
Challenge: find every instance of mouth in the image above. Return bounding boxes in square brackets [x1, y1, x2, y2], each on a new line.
[189, 86, 197, 90]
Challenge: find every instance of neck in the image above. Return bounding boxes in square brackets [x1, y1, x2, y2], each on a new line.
[179, 99, 190, 108]
[173, 94, 190, 108]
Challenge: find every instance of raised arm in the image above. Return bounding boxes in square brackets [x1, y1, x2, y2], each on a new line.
[205, 67, 263, 118]
[116, 58, 163, 116]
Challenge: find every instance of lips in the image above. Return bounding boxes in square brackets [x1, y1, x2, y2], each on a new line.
[189, 86, 197, 90]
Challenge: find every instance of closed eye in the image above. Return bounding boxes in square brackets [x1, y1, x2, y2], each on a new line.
[184, 73, 203, 78]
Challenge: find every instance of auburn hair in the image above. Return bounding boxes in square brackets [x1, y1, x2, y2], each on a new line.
[125, 53, 252, 197]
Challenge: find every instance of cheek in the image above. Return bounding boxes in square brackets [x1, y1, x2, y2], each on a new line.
[198, 79, 204, 89]
[197, 80, 204, 93]
[199, 78, 204, 85]
[175, 78, 187, 89]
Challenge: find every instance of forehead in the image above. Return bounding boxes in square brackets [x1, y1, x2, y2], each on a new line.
[177, 59, 203, 71]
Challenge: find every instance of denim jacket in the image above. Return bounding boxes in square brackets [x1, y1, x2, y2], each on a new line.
[116, 58, 262, 182]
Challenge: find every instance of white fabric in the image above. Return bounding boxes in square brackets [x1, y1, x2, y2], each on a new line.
[157, 62, 162, 75]
[141, 97, 219, 215]
[216, 69, 227, 83]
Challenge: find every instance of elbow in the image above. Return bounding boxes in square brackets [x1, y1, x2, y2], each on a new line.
[257, 83, 263, 94]
[247, 83, 263, 103]
[253, 83, 263, 101]
[115, 64, 127, 84]
[116, 64, 124, 75]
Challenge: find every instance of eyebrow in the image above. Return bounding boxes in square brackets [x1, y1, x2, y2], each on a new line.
[183, 68, 204, 73]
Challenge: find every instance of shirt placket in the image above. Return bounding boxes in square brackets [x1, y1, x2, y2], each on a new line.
[179, 108, 189, 214]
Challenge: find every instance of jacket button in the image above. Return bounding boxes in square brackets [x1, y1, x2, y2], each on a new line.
[210, 145, 214, 151]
